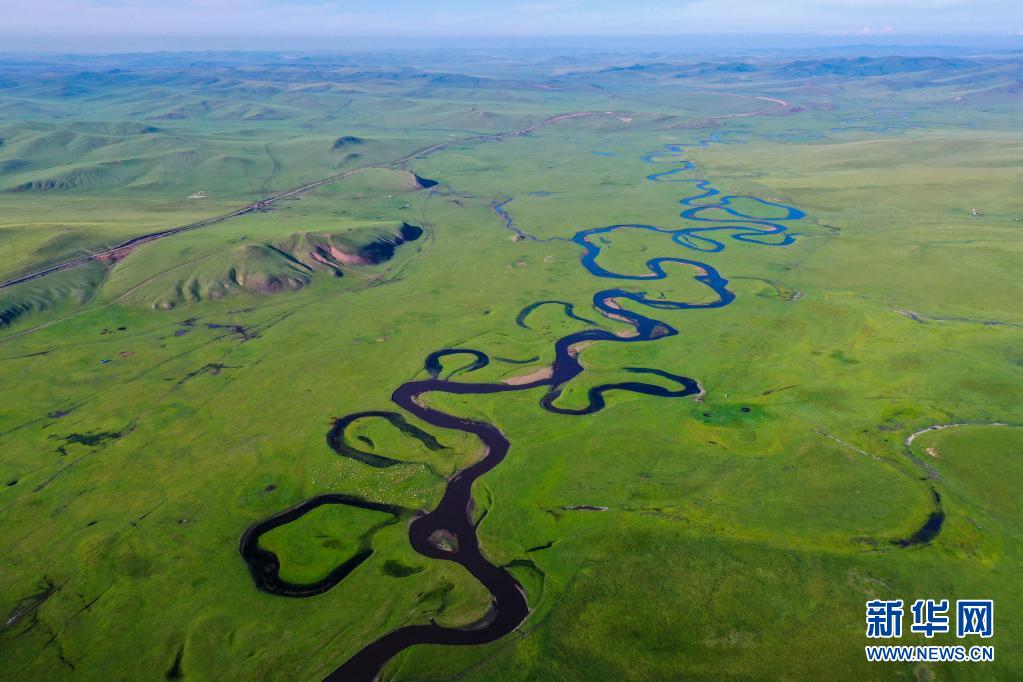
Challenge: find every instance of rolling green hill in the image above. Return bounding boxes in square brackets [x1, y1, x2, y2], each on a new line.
[0, 49, 1021, 682]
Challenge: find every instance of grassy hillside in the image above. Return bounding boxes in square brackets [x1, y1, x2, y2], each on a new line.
[0, 50, 1021, 681]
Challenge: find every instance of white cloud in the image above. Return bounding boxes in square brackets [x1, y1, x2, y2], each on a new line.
[0, 0, 1020, 42]
[857, 24, 895, 34]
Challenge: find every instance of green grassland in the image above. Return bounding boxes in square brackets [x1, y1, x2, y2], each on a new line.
[0, 51, 1021, 680]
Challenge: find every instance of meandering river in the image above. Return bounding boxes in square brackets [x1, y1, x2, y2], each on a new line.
[241, 134, 808, 680]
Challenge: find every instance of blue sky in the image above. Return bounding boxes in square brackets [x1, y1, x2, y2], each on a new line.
[2, 0, 1022, 50]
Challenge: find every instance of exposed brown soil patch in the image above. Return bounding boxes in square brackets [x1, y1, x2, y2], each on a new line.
[503, 366, 553, 385]
[567, 341, 593, 357]
[94, 246, 136, 263]
[328, 245, 371, 266]
[600, 298, 638, 329]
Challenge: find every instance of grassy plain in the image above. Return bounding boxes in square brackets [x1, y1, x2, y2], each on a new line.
[0, 51, 1021, 680]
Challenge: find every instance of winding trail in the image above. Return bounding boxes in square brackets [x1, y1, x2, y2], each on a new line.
[0, 113, 600, 291]
[240, 133, 811, 679]
[708, 93, 790, 121]
[905, 422, 1010, 447]
[2, 95, 799, 292]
